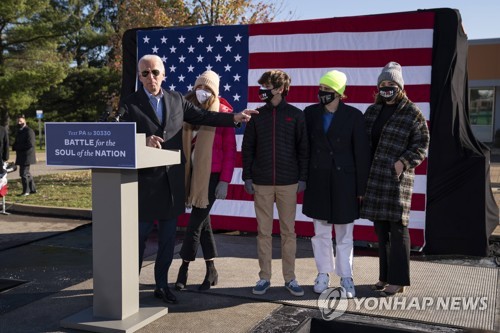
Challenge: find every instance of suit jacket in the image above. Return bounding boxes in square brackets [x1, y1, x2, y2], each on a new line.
[119, 87, 235, 221]
[302, 102, 371, 224]
[0, 126, 9, 162]
[13, 126, 36, 166]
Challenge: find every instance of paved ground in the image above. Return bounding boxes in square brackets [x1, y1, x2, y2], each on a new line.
[0, 151, 499, 333]
[1, 213, 498, 333]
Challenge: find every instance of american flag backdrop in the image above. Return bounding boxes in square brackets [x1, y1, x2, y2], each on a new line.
[136, 10, 435, 248]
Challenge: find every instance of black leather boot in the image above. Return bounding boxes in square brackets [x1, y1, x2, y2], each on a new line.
[199, 260, 218, 290]
[175, 260, 189, 290]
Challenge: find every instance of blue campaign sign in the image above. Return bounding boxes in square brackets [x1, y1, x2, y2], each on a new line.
[45, 122, 137, 168]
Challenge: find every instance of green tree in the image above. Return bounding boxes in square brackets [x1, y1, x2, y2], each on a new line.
[0, 0, 74, 126]
[55, 0, 114, 68]
[32, 67, 121, 123]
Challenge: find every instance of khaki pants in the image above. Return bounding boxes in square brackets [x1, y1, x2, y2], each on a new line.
[253, 183, 298, 282]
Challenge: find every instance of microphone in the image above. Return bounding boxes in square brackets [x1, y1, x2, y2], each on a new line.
[109, 108, 126, 122]
[98, 109, 125, 122]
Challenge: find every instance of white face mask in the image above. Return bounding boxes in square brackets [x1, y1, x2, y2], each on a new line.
[196, 89, 212, 104]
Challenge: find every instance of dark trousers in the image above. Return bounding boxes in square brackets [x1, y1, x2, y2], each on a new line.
[139, 218, 177, 289]
[374, 220, 411, 286]
[179, 173, 219, 261]
[19, 164, 36, 194]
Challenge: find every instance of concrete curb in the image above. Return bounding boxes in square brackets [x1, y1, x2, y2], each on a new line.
[5, 202, 92, 220]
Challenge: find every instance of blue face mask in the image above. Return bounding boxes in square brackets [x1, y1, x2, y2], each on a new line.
[258, 88, 274, 103]
[379, 86, 399, 101]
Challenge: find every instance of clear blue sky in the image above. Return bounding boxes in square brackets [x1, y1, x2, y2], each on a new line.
[278, 0, 499, 40]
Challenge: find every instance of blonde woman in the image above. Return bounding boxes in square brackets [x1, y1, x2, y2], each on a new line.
[175, 71, 236, 291]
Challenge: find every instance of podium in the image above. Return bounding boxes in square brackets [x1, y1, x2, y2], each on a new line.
[45, 123, 180, 332]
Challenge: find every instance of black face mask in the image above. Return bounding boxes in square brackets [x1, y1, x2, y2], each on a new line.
[379, 86, 399, 102]
[18, 123, 24, 129]
[318, 90, 337, 105]
[258, 88, 274, 103]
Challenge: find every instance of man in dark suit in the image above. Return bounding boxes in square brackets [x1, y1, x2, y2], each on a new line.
[119, 54, 255, 304]
[12, 115, 37, 195]
[0, 125, 8, 167]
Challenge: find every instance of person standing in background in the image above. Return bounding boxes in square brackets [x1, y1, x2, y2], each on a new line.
[13, 115, 36, 196]
[175, 70, 236, 291]
[302, 70, 371, 297]
[0, 125, 9, 167]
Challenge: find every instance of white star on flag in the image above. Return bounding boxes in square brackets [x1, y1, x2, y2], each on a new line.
[137, 25, 249, 127]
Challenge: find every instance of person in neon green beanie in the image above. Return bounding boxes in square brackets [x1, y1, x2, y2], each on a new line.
[302, 70, 371, 298]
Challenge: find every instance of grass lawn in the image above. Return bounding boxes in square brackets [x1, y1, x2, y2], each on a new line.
[5, 170, 92, 209]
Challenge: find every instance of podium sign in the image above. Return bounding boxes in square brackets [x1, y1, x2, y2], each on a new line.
[51, 122, 180, 333]
[45, 122, 137, 168]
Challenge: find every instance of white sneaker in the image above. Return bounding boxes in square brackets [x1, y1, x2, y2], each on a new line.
[340, 277, 356, 298]
[313, 273, 329, 294]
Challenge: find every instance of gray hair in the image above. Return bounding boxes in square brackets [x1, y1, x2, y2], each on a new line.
[138, 54, 165, 73]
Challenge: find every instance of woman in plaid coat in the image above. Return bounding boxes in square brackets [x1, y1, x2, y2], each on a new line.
[360, 62, 429, 296]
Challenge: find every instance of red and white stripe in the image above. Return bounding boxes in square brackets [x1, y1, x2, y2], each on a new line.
[180, 11, 435, 248]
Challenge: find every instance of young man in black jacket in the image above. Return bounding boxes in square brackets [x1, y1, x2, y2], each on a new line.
[242, 70, 308, 297]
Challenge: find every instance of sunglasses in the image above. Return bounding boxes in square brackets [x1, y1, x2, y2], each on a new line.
[140, 69, 161, 77]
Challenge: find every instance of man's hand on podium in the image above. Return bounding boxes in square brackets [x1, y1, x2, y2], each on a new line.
[147, 135, 164, 149]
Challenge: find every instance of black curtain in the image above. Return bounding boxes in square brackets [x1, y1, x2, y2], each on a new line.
[120, 26, 164, 104]
[424, 8, 498, 256]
